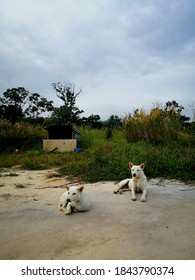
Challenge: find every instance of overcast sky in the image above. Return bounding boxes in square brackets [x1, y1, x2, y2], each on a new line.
[0, 0, 195, 120]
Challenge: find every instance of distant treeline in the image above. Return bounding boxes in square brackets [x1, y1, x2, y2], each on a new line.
[0, 84, 194, 151]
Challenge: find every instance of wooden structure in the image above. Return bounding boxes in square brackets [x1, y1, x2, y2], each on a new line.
[43, 125, 81, 152]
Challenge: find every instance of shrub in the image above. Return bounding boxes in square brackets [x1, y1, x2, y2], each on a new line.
[0, 119, 47, 152]
[122, 107, 190, 145]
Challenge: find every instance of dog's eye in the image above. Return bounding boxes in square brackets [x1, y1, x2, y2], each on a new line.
[72, 193, 76, 195]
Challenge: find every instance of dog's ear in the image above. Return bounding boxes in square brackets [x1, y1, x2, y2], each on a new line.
[78, 186, 84, 192]
[140, 163, 145, 170]
[129, 162, 133, 169]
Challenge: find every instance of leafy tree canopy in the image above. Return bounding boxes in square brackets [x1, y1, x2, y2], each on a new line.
[50, 82, 84, 125]
[0, 87, 54, 123]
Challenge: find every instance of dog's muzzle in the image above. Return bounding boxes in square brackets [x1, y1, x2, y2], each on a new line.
[67, 198, 71, 202]
[133, 173, 136, 177]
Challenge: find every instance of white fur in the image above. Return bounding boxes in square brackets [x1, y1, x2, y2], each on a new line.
[59, 186, 90, 215]
[114, 162, 147, 202]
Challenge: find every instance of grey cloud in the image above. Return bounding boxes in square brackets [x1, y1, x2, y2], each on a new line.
[0, 0, 194, 119]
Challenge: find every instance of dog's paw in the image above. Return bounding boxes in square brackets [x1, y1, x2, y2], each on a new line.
[58, 203, 62, 211]
[113, 189, 118, 194]
[119, 189, 123, 194]
[132, 197, 137, 201]
[141, 197, 146, 202]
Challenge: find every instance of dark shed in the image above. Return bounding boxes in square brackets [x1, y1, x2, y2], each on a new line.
[46, 125, 81, 140]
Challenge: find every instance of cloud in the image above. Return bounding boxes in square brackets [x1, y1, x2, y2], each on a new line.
[0, 0, 194, 120]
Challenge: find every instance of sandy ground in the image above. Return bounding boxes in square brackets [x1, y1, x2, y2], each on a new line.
[0, 168, 195, 260]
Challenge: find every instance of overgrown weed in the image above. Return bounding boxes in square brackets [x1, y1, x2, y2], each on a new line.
[0, 121, 194, 182]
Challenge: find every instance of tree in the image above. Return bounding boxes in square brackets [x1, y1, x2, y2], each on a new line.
[106, 115, 122, 128]
[164, 100, 190, 124]
[0, 87, 29, 122]
[24, 93, 54, 118]
[81, 114, 102, 128]
[51, 82, 84, 125]
[0, 87, 54, 122]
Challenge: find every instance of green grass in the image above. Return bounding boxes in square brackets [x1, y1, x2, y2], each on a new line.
[0, 129, 194, 183]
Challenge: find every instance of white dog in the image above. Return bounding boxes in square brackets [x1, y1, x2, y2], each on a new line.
[114, 162, 147, 202]
[59, 186, 90, 215]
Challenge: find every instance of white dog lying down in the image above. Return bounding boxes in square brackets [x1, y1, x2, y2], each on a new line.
[114, 162, 147, 202]
[59, 186, 90, 215]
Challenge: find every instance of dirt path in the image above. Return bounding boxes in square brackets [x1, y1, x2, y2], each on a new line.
[0, 168, 195, 260]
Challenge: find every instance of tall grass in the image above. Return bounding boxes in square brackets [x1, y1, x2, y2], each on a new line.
[123, 107, 194, 145]
[0, 118, 194, 183]
[77, 128, 105, 148]
[0, 119, 47, 152]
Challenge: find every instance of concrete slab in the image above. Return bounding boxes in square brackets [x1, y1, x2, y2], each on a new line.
[0, 169, 194, 260]
[43, 139, 76, 152]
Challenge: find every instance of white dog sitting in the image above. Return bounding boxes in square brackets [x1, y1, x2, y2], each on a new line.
[114, 162, 147, 202]
[59, 185, 90, 215]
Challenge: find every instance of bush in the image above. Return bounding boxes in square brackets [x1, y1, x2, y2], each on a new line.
[0, 119, 47, 152]
[122, 107, 189, 145]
